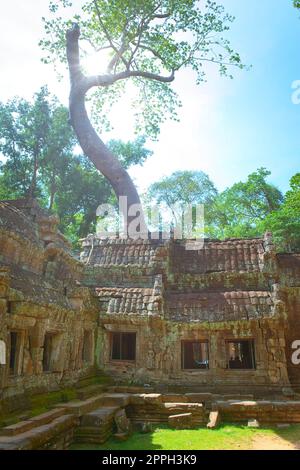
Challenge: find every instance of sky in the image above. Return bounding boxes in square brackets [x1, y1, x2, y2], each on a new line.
[0, 0, 299, 195]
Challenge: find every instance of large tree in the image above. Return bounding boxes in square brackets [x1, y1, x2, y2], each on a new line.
[263, 173, 300, 251]
[147, 170, 217, 231]
[209, 168, 283, 239]
[0, 87, 75, 201]
[41, 0, 244, 234]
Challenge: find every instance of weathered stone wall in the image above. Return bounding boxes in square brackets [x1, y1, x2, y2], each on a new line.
[82, 234, 299, 395]
[277, 254, 300, 391]
[0, 200, 98, 410]
[96, 316, 290, 395]
[1, 200, 299, 405]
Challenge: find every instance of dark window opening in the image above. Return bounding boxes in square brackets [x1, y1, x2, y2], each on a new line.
[181, 341, 209, 369]
[82, 330, 93, 363]
[7, 301, 12, 314]
[43, 334, 54, 372]
[226, 340, 256, 370]
[9, 332, 19, 375]
[111, 332, 136, 361]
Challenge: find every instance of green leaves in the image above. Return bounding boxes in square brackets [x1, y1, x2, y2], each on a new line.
[0, 89, 153, 245]
[208, 168, 284, 239]
[41, 0, 245, 140]
[146, 167, 300, 252]
[107, 136, 153, 168]
[263, 173, 300, 251]
[148, 170, 218, 208]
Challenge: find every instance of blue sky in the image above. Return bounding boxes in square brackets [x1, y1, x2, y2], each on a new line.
[0, 0, 299, 194]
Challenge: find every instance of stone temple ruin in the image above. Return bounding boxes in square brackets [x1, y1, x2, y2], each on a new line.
[0, 198, 300, 449]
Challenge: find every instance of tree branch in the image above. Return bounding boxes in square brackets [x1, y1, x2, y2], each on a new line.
[127, 17, 146, 67]
[153, 13, 171, 19]
[132, 42, 168, 66]
[85, 69, 175, 90]
[93, 0, 129, 69]
[107, 26, 128, 73]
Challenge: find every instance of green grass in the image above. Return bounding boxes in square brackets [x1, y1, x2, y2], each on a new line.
[70, 424, 300, 451]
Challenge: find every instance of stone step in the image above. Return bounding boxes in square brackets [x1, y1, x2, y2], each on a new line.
[55, 393, 130, 417]
[163, 402, 204, 412]
[100, 393, 131, 407]
[0, 419, 34, 437]
[55, 394, 106, 416]
[107, 385, 154, 394]
[0, 414, 78, 450]
[185, 393, 213, 403]
[75, 406, 120, 445]
[213, 394, 254, 401]
[127, 401, 206, 426]
[76, 384, 107, 400]
[80, 406, 119, 427]
[0, 408, 66, 437]
[213, 400, 300, 424]
[161, 394, 188, 403]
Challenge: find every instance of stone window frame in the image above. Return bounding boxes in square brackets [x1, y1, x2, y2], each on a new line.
[224, 338, 256, 371]
[42, 331, 63, 373]
[181, 339, 210, 371]
[8, 330, 25, 377]
[82, 329, 94, 365]
[109, 331, 137, 363]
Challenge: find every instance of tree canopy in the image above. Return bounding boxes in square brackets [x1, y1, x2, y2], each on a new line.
[41, 0, 244, 140]
[263, 173, 300, 251]
[146, 167, 300, 252]
[148, 170, 217, 207]
[209, 168, 284, 239]
[39, 0, 245, 235]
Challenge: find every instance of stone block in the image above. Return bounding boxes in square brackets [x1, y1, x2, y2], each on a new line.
[168, 413, 193, 430]
[143, 394, 162, 404]
[248, 419, 260, 428]
[207, 411, 221, 429]
[162, 394, 188, 403]
[185, 393, 213, 403]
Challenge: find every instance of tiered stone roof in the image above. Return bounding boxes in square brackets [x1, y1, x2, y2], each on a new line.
[171, 238, 266, 273]
[165, 290, 274, 323]
[95, 286, 162, 316]
[80, 234, 283, 324]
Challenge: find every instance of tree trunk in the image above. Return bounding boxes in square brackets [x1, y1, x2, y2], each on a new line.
[28, 148, 38, 198]
[66, 25, 147, 238]
[49, 176, 56, 211]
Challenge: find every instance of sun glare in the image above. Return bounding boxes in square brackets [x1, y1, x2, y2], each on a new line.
[82, 50, 111, 76]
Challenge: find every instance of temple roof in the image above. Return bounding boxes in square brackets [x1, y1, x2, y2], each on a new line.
[165, 290, 274, 323]
[95, 284, 162, 316]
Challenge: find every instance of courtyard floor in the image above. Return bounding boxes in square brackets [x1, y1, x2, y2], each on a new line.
[70, 424, 300, 451]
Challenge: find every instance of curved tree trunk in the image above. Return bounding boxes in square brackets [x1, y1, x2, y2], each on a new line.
[66, 24, 147, 238]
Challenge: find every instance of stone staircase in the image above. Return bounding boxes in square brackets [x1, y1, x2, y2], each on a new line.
[1, 390, 300, 449]
[75, 406, 120, 444]
[0, 392, 130, 450]
[0, 408, 78, 450]
[76, 384, 107, 401]
[73, 393, 131, 444]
